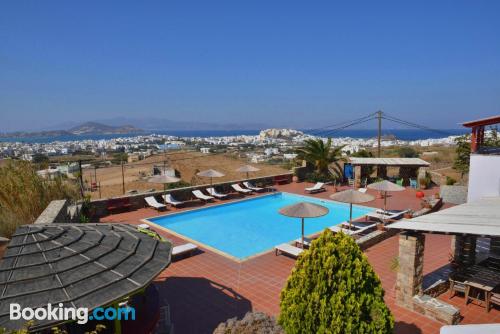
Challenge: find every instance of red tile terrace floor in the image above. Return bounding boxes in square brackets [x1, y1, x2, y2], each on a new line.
[101, 183, 500, 334]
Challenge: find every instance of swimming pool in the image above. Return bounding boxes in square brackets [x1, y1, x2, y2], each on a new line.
[147, 192, 373, 261]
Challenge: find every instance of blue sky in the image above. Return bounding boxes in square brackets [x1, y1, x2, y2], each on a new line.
[1, 1, 499, 131]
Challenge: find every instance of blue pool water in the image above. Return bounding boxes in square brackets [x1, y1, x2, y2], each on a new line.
[148, 192, 373, 260]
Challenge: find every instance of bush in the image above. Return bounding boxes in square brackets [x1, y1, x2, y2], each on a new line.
[0, 161, 80, 238]
[305, 172, 336, 184]
[446, 176, 457, 186]
[396, 146, 419, 158]
[279, 230, 394, 334]
[213, 312, 284, 334]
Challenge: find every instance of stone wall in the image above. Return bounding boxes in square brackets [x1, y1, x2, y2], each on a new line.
[34, 199, 72, 224]
[90, 173, 293, 218]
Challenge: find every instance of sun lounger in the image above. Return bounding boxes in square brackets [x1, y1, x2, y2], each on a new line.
[305, 182, 325, 194]
[138, 223, 150, 230]
[366, 209, 409, 222]
[192, 190, 214, 202]
[275, 243, 304, 257]
[340, 222, 377, 235]
[329, 225, 356, 235]
[172, 243, 198, 258]
[162, 193, 186, 207]
[294, 237, 313, 248]
[232, 184, 253, 194]
[145, 196, 167, 210]
[243, 182, 264, 192]
[358, 188, 368, 193]
[207, 187, 229, 199]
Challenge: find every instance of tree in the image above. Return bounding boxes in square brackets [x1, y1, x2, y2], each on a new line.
[453, 134, 471, 176]
[0, 161, 79, 237]
[296, 138, 344, 178]
[279, 230, 394, 334]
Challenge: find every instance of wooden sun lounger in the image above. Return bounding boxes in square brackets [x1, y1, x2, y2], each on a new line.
[162, 194, 186, 207]
[294, 237, 313, 248]
[207, 187, 229, 199]
[232, 184, 253, 194]
[305, 182, 326, 194]
[145, 196, 167, 211]
[172, 243, 198, 258]
[243, 182, 264, 192]
[275, 243, 304, 258]
[192, 190, 214, 202]
[366, 209, 409, 222]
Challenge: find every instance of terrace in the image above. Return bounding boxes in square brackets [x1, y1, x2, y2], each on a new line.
[98, 181, 499, 334]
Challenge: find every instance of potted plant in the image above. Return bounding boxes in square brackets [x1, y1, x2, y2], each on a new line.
[403, 210, 413, 219]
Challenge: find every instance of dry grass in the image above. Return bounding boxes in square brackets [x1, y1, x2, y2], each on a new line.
[83, 151, 289, 199]
[0, 161, 80, 238]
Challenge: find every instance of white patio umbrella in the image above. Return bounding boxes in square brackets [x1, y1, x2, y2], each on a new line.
[148, 175, 181, 191]
[196, 169, 225, 187]
[236, 165, 261, 179]
[367, 180, 405, 212]
[279, 202, 329, 248]
[330, 189, 375, 230]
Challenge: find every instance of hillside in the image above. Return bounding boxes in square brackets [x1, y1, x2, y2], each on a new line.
[69, 122, 143, 135]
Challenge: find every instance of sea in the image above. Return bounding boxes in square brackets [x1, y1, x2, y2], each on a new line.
[0, 129, 468, 144]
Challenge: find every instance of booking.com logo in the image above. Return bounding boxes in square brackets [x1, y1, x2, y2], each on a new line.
[10, 303, 135, 324]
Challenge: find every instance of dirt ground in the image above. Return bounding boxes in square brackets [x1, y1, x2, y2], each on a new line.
[83, 151, 288, 199]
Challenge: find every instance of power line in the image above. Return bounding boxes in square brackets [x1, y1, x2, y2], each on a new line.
[381, 113, 454, 136]
[307, 112, 378, 136]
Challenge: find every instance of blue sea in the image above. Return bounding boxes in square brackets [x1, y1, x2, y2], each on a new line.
[0, 129, 467, 144]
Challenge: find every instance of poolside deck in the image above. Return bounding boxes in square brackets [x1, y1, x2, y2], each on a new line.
[101, 183, 500, 333]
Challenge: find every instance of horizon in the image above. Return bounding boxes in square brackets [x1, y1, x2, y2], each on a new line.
[1, 2, 499, 131]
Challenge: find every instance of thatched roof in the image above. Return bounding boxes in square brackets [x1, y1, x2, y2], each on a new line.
[0, 223, 172, 330]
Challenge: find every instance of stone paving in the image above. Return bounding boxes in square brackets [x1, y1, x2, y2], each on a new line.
[101, 182, 499, 334]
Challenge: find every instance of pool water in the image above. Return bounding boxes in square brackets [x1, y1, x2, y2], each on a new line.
[148, 192, 373, 260]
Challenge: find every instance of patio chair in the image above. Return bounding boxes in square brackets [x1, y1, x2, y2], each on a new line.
[172, 243, 198, 259]
[243, 181, 264, 192]
[305, 182, 325, 194]
[162, 193, 186, 207]
[396, 178, 404, 186]
[348, 178, 355, 187]
[145, 196, 167, 211]
[207, 187, 229, 199]
[449, 272, 468, 299]
[275, 243, 304, 258]
[192, 190, 214, 202]
[232, 183, 253, 194]
[410, 178, 418, 189]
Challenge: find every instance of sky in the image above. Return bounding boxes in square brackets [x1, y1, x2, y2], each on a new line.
[1, 1, 499, 132]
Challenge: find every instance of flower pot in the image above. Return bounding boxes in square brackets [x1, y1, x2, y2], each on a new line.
[292, 176, 299, 183]
[403, 212, 413, 219]
[376, 223, 385, 231]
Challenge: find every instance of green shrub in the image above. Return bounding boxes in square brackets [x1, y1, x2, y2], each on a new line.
[396, 146, 419, 158]
[279, 230, 394, 334]
[305, 172, 336, 184]
[446, 176, 457, 186]
[0, 161, 79, 238]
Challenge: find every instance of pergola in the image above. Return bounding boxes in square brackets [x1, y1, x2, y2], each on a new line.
[0, 223, 172, 332]
[387, 197, 500, 324]
[349, 157, 430, 187]
[462, 115, 500, 153]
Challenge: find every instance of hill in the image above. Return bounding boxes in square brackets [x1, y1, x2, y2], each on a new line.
[68, 122, 144, 135]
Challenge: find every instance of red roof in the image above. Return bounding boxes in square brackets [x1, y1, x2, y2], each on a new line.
[462, 115, 500, 128]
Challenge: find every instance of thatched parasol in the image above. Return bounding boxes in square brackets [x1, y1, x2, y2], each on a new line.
[148, 175, 181, 190]
[367, 180, 405, 212]
[236, 165, 261, 179]
[196, 169, 225, 187]
[279, 202, 329, 248]
[330, 189, 375, 230]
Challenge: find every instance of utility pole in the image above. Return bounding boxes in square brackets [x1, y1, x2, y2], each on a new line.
[377, 110, 383, 157]
[121, 160, 125, 195]
[78, 160, 84, 197]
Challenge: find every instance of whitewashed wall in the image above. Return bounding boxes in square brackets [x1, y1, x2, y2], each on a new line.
[468, 154, 500, 202]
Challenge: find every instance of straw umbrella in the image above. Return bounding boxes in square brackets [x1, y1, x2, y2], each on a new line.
[279, 202, 329, 248]
[367, 180, 405, 212]
[196, 169, 225, 187]
[236, 165, 261, 179]
[330, 189, 374, 230]
[148, 175, 181, 191]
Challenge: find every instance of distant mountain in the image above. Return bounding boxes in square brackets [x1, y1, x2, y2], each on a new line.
[68, 122, 144, 135]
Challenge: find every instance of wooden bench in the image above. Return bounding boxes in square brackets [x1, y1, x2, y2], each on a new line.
[107, 197, 132, 213]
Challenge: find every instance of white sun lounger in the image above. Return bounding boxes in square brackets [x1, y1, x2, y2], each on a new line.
[329, 225, 356, 235]
[232, 184, 253, 194]
[138, 223, 150, 230]
[145, 196, 167, 210]
[294, 237, 313, 248]
[162, 193, 185, 207]
[192, 190, 214, 202]
[358, 188, 368, 193]
[172, 243, 198, 258]
[206, 187, 229, 199]
[366, 209, 409, 222]
[305, 182, 325, 194]
[275, 243, 304, 257]
[243, 182, 264, 192]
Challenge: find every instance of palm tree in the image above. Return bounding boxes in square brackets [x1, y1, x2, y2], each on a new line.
[296, 138, 344, 179]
